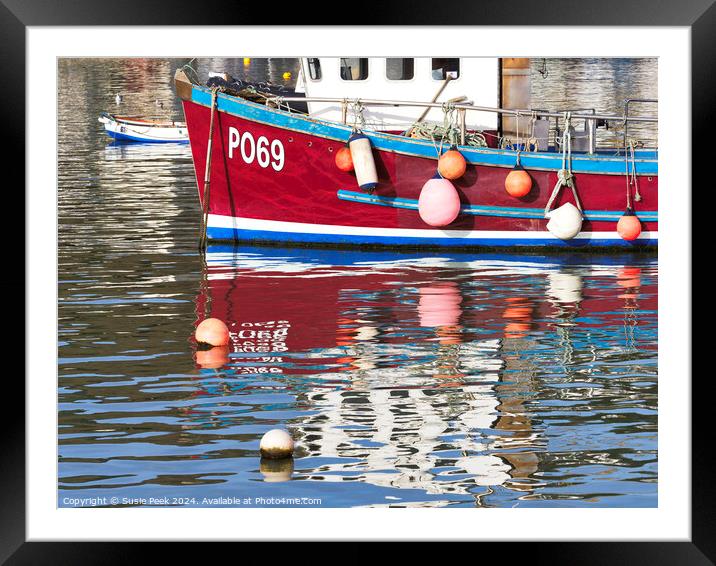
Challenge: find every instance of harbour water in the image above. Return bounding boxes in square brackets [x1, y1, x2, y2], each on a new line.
[58, 58, 658, 508]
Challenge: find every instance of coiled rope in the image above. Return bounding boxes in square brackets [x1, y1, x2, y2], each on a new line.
[410, 103, 487, 148]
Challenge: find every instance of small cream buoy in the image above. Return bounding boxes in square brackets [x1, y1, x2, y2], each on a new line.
[348, 132, 378, 191]
[260, 429, 294, 459]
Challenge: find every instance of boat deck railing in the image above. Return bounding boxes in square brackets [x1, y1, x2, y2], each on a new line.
[266, 96, 659, 124]
[265, 94, 657, 152]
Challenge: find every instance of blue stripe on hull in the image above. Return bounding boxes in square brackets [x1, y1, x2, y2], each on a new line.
[191, 86, 658, 176]
[337, 190, 659, 222]
[105, 130, 189, 143]
[206, 226, 656, 249]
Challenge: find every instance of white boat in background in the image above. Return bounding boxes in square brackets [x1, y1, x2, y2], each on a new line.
[98, 112, 189, 143]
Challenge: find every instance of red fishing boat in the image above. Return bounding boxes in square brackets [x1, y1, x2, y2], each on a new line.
[176, 58, 657, 249]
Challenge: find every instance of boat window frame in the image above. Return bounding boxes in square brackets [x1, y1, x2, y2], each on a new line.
[385, 58, 415, 81]
[306, 58, 322, 81]
[339, 58, 370, 81]
[430, 58, 461, 81]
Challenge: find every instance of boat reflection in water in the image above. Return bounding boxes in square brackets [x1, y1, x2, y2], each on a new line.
[195, 246, 656, 507]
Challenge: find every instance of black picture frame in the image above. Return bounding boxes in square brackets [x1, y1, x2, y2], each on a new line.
[5, 0, 705, 561]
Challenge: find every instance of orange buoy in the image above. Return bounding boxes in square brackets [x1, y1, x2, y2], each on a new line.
[334, 145, 354, 172]
[438, 146, 467, 180]
[505, 165, 532, 198]
[418, 174, 461, 227]
[195, 318, 230, 346]
[617, 208, 642, 241]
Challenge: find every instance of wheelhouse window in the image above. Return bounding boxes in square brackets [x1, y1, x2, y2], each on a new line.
[340, 58, 369, 80]
[386, 58, 414, 80]
[306, 58, 322, 81]
[431, 58, 460, 80]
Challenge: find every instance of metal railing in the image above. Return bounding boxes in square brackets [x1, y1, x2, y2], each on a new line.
[623, 98, 658, 143]
[267, 96, 659, 124]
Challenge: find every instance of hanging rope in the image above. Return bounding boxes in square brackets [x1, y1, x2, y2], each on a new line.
[525, 111, 539, 152]
[350, 100, 366, 131]
[515, 110, 522, 166]
[545, 112, 583, 217]
[199, 88, 219, 250]
[624, 138, 642, 204]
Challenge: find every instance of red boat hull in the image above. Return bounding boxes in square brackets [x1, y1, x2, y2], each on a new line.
[181, 88, 658, 248]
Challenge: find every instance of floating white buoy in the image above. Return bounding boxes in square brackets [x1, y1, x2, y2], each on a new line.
[115, 93, 123, 105]
[348, 133, 378, 191]
[260, 429, 294, 459]
[546, 202, 582, 240]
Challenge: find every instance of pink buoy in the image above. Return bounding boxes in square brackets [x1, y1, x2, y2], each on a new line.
[418, 175, 461, 227]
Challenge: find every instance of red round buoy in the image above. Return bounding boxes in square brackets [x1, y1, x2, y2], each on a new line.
[195, 318, 230, 346]
[418, 175, 461, 227]
[438, 146, 467, 180]
[505, 165, 532, 198]
[334, 145, 354, 172]
[617, 208, 642, 241]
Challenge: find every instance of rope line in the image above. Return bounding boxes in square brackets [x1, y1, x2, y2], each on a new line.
[545, 112, 583, 218]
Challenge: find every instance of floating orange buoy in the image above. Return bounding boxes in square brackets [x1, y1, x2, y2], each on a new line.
[505, 165, 532, 198]
[195, 318, 230, 346]
[334, 145, 354, 172]
[418, 175, 461, 227]
[617, 207, 642, 241]
[438, 146, 467, 180]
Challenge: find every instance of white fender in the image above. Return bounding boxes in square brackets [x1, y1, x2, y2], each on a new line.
[546, 202, 583, 240]
[348, 133, 378, 191]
